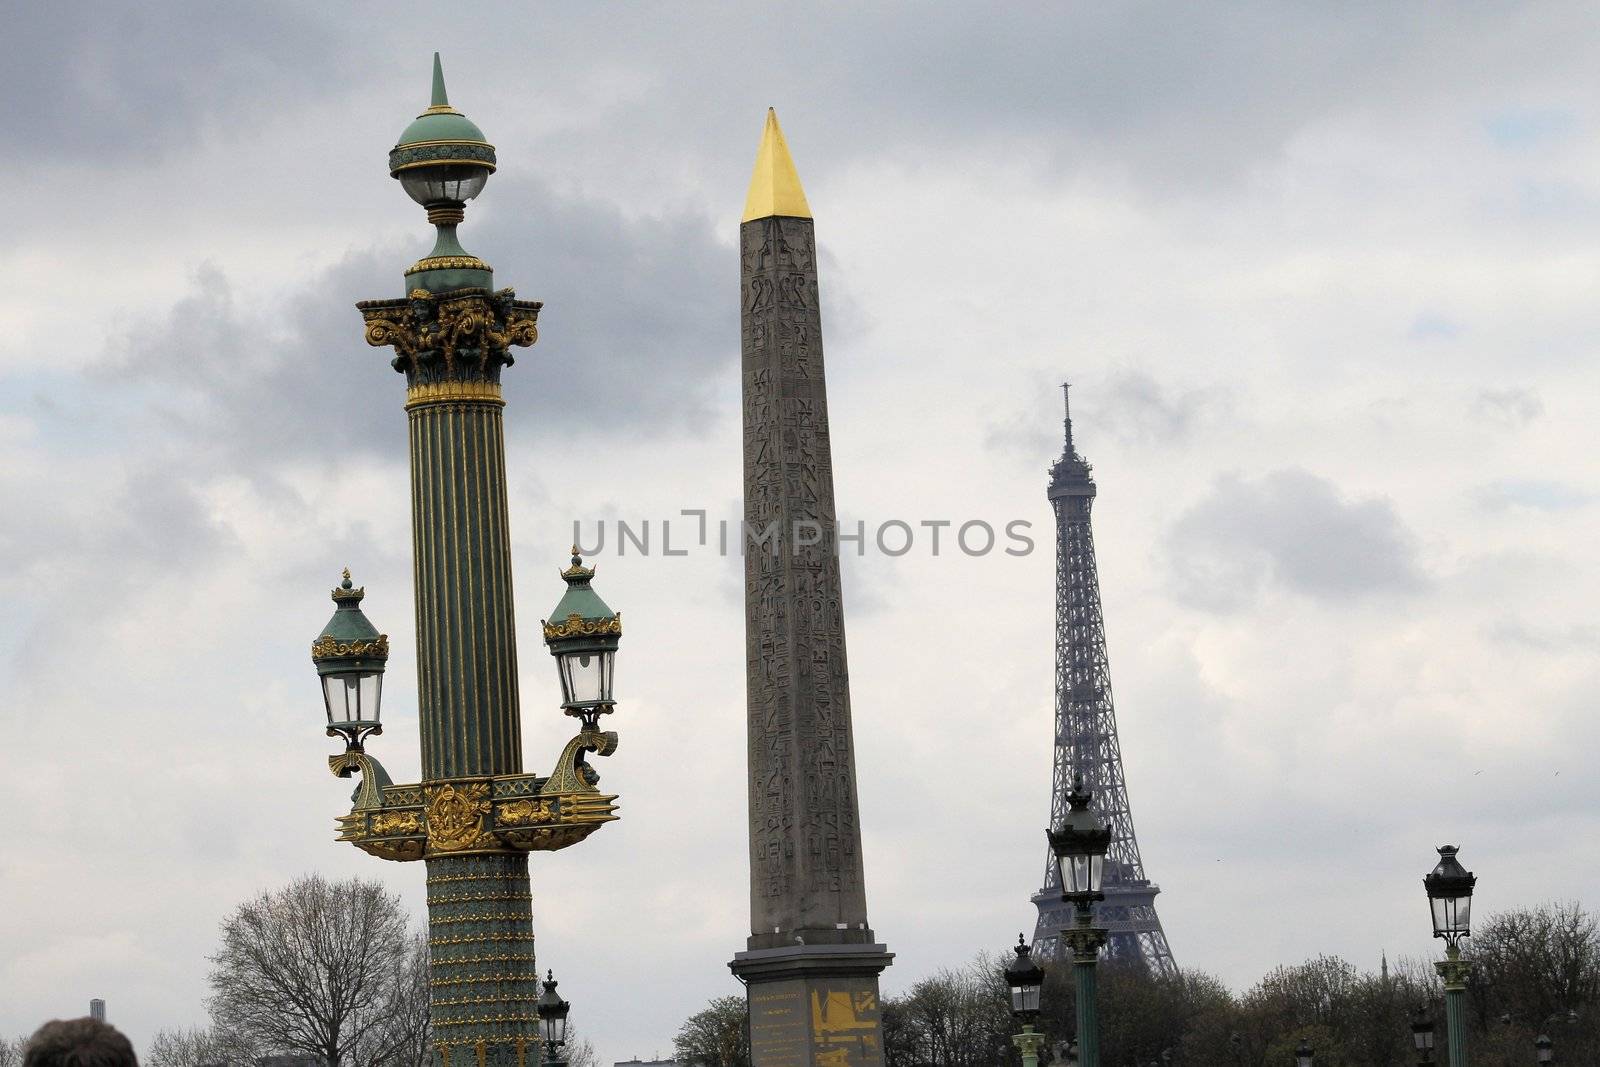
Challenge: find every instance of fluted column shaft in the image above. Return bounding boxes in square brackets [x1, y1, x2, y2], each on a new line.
[408, 391, 522, 780]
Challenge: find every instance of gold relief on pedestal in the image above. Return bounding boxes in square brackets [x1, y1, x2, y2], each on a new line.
[425, 781, 492, 852]
[371, 810, 423, 836]
[496, 798, 555, 826]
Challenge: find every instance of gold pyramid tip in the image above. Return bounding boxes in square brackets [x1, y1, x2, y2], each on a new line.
[742, 108, 812, 224]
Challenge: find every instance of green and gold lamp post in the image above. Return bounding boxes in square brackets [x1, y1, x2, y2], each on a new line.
[313, 55, 625, 1067]
[1048, 774, 1111, 1067]
[1005, 935, 1047, 1067]
[1425, 845, 1477, 1067]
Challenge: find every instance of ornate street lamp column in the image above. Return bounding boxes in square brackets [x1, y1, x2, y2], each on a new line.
[1425, 845, 1477, 1067]
[1049, 775, 1111, 1067]
[313, 55, 625, 1067]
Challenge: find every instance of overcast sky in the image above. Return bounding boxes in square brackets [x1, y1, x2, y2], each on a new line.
[3, 4, 1599, 1062]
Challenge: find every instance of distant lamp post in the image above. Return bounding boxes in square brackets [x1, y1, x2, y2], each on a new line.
[1535, 1033, 1553, 1064]
[1049, 774, 1111, 1067]
[538, 970, 571, 1067]
[1425, 844, 1477, 1067]
[1005, 935, 1047, 1067]
[1295, 1039, 1314, 1067]
[1411, 1005, 1437, 1065]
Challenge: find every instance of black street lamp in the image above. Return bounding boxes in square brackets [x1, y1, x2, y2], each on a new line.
[1295, 1039, 1314, 1067]
[1049, 774, 1111, 1067]
[1535, 1033, 1553, 1064]
[1411, 1005, 1436, 1065]
[538, 970, 571, 1066]
[1005, 935, 1047, 1067]
[1425, 845, 1476, 1067]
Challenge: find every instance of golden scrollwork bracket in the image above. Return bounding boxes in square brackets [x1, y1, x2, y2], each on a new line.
[328, 749, 387, 811]
[541, 728, 619, 796]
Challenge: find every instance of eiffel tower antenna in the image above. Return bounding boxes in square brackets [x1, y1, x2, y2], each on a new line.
[1030, 384, 1177, 974]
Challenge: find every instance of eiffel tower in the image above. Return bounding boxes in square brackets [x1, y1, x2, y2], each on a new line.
[1031, 384, 1177, 975]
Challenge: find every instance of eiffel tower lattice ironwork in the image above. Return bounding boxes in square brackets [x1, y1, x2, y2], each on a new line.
[1030, 384, 1177, 975]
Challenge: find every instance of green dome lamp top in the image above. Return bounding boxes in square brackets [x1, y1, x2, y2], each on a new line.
[312, 568, 390, 748]
[541, 548, 622, 725]
[389, 53, 497, 293]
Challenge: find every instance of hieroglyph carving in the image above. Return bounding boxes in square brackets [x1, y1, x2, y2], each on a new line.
[741, 215, 867, 936]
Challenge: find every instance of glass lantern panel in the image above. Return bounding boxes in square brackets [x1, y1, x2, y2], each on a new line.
[1088, 853, 1106, 893]
[1065, 856, 1092, 895]
[358, 673, 382, 723]
[561, 650, 609, 705]
[323, 675, 354, 724]
[1432, 894, 1470, 937]
[400, 165, 489, 205]
[1015, 985, 1041, 1014]
[324, 672, 381, 725]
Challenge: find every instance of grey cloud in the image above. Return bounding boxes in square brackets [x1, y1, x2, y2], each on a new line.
[1482, 619, 1600, 652]
[2, 4, 350, 160]
[415, 4, 1597, 198]
[984, 369, 1230, 462]
[1472, 387, 1544, 428]
[1099, 370, 1232, 447]
[1166, 468, 1427, 611]
[1472, 478, 1594, 513]
[99, 178, 734, 476]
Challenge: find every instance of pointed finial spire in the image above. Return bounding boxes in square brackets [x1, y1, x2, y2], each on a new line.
[742, 108, 813, 223]
[1062, 381, 1075, 456]
[560, 545, 596, 581]
[332, 568, 365, 603]
[431, 52, 449, 108]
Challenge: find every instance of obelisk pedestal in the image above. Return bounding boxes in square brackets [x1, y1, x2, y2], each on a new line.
[729, 110, 891, 1067]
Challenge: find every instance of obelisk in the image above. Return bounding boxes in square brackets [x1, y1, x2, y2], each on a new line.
[730, 109, 892, 1067]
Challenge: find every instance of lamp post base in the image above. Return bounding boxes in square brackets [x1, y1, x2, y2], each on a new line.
[1436, 952, 1472, 1067]
[1013, 1025, 1047, 1067]
[428, 853, 540, 1067]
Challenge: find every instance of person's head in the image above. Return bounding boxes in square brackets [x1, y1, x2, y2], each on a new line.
[22, 1019, 138, 1067]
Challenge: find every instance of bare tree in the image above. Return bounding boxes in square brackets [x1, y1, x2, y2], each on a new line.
[207, 873, 411, 1067]
[562, 1032, 600, 1067]
[349, 931, 432, 1067]
[0, 1035, 34, 1067]
[146, 1026, 256, 1067]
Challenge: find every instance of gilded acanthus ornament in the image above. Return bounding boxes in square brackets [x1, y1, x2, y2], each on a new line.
[357, 287, 541, 388]
[541, 612, 623, 641]
[312, 634, 391, 659]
